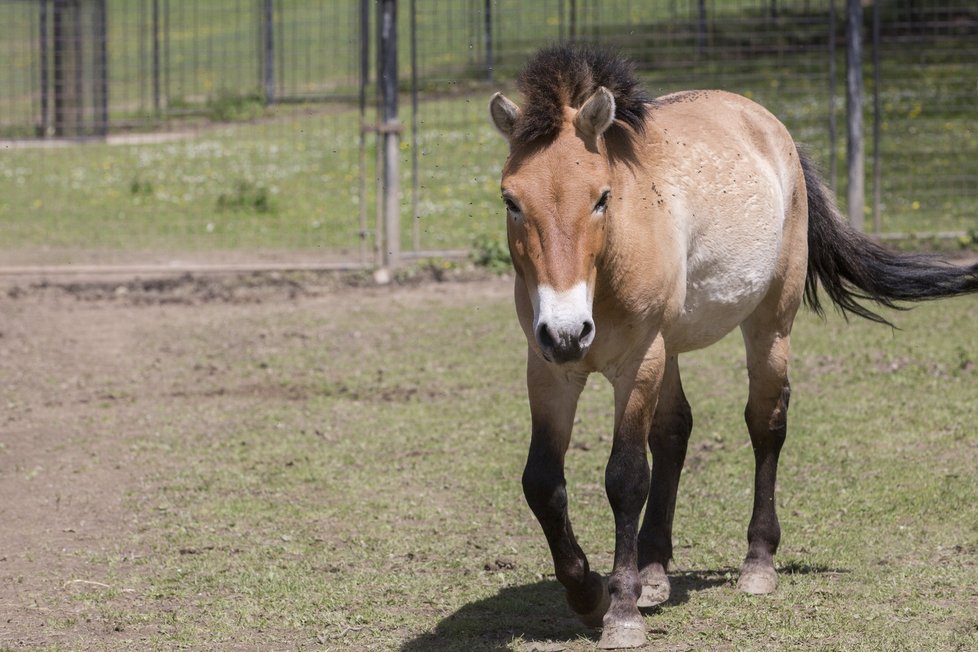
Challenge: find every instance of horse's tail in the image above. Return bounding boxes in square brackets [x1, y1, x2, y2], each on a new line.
[799, 149, 978, 326]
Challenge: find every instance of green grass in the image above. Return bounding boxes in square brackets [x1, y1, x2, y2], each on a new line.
[2, 78, 973, 262]
[24, 279, 977, 651]
[0, 1, 974, 260]
[0, 100, 508, 259]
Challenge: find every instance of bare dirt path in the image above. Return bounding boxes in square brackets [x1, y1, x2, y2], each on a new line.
[0, 272, 509, 650]
[2, 282, 164, 648]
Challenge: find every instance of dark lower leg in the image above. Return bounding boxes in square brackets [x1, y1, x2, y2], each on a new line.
[523, 442, 606, 618]
[638, 424, 689, 568]
[599, 440, 650, 647]
[739, 381, 789, 593]
[598, 345, 665, 648]
[636, 418, 690, 604]
[636, 358, 691, 606]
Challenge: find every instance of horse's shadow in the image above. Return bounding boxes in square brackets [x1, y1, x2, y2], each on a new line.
[400, 564, 846, 651]
[400, 579, 590, 652]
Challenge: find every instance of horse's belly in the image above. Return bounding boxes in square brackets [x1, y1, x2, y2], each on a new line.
[668, 277, 769, 352]
[667, 226, 782, 353]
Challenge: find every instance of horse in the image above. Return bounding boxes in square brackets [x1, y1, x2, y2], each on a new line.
[488, 44, 978, 649]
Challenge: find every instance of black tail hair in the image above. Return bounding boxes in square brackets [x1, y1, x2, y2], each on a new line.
[800, 150, 978, 326]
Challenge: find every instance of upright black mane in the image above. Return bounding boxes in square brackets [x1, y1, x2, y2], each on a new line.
[512, 44, 652, 146]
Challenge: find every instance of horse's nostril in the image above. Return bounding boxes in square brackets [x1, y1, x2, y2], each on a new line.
[537, 323, 556, 350]
[580, 320, 594, 342]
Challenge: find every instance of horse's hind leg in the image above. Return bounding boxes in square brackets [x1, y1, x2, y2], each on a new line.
[738, 314, 794, 594]
[636, 355, 692, 607]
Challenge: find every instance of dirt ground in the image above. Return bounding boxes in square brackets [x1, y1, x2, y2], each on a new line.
[0, 269, 507, 651]
[2, 255, 977, 651]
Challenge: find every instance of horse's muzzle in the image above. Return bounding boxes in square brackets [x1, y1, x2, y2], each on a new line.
[531, 282, 595, 364]
[536, 318, 595, 364]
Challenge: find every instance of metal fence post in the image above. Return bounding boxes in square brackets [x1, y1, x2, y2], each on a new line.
[410, 0, 420, 252]
[152, 0, 160, 116]
[93, 0, 108, 135]
[568, 0, 577, 41]
[697, 0, 707, 58]
[484, 0, 493, 82]
[871, 0, 881, 235]
[827, 0, 837, 192]
[262, 0, 275, 104]
[358, 0, 370, 266]
[39, 0, 50, 136]
[846, 0, 864, 230]
[379, 0, 400, 271]
[53, 0, 83, 137]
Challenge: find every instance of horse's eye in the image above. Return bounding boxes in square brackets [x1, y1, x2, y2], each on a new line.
[594, 190, 611, 214]
[503, 197, 521, 216]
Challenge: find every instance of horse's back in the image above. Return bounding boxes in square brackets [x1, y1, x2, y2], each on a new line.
[642, 91, 807, 352]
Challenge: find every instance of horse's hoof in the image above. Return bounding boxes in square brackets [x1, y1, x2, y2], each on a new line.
[737, 563, 778, 595]
[576, 575, 610, 628]
[597, 621, 647, 649]
[637, 566, 670, 607]
[637, 580, 670, 607]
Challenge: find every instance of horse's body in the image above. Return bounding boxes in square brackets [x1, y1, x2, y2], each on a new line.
[489, 45, 978, 649]
[514, 88, 804, 363]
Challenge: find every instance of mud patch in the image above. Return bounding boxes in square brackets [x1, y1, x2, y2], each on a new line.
[3, 264, 500, 306]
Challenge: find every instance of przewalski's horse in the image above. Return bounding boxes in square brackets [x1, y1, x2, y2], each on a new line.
[489, 44, 978, 649]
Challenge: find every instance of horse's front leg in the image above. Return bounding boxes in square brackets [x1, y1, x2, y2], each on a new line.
[599, 339, 666, 650]
[522, 352, 609, 627]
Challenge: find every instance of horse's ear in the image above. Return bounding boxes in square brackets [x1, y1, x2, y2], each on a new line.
[489, 92, 522, 139]
[574, 86, 616, 138]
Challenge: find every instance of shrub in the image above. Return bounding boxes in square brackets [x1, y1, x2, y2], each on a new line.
[470, 234, 511, 273]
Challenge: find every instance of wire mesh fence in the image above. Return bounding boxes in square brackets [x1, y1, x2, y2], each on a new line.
[871, 2, 978, 238]
[0, 1, 975, 270]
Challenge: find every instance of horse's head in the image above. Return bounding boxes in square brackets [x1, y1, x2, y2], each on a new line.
[489, 88, 617, 364]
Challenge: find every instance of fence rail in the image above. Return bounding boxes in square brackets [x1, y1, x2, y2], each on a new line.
[1, 1, 975, 271]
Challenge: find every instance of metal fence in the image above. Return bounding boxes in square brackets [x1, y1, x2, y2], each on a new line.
[0, 1, 975, 270]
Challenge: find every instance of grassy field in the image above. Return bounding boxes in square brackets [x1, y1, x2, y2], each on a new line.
[0, 1, 974, 262]
[0, 73, 975, 265]
[0, 99, 508, 261]
[1, 273, 976, 651]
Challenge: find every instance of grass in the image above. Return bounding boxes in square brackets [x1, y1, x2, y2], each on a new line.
[26, 279, 978, 651]
[0, 98, 509, 260]
[0, 1, 974, 260]
[0, 65, 974, 263]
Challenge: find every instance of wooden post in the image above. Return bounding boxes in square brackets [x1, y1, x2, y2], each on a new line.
[845, 0, 864, 230]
